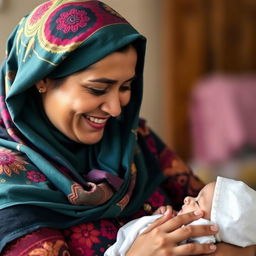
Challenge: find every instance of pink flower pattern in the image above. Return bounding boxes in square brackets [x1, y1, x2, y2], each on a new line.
[30, 1, 53, 25]
[100, 220, 117, 240]
[147, 189, 165, 208]
[146, 136, 158, 154]
[56, 9, 89, 34]
[26, 170, 47, 183]
[70, 223, 100, 248]
[0, 148, 28, 177]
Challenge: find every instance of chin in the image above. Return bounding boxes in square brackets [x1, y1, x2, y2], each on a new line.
[78, 134, 104, 145]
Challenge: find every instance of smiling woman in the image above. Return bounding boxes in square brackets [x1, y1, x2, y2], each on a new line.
[0, 1, 252, 256]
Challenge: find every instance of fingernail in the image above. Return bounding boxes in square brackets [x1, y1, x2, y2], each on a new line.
[210, 225, 218, 231]
[209, 244, 216, 250]
[194, 210, 203, 216]
[164, 209, 169, 215]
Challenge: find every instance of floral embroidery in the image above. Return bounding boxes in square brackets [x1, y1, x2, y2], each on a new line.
[30, 1, 53, 25]
[56, 9, 89, 33]
[22, 1, 128, 56]
[162, 158, 190, 176]
[147, 189, 165, 208]
[70, 223, 100, 248]
[27, 170, 47, 183]
[98, 2, 124, 19]
[159, 147, 176, 171]
[146, 136, 158, 154]
[70, 246, 95, 256]
[100, 220, 117, 240]
[28, 240, 70, 256]
[0, 148, 28, 177]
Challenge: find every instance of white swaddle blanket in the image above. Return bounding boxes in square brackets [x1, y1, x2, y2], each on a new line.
[104, 214, 162, 256]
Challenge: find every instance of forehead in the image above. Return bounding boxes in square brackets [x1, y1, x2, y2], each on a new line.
[199, 182, 216, 199]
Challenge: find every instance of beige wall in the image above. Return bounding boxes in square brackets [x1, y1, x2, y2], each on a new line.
[0, 0, 164, 138]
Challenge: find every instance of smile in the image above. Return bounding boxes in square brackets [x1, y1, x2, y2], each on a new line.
[85, 115, 108, 124]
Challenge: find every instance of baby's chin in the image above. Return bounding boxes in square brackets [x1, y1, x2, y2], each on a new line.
[177, 209, 183, 215]
[177, 208, 192, 216]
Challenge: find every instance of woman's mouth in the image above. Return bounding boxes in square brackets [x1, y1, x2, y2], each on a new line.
[84, 115, 109, 129]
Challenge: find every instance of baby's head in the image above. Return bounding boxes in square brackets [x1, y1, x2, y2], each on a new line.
[179, 176, 256, 247]
[179, 181, 216, 220]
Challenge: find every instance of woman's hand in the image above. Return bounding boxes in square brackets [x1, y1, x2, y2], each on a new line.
[209, 243, 256, 256]
[126, 209, 218, 256]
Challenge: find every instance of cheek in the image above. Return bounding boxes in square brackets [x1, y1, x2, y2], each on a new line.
[183, 204, 198, 214]
[120, 91, 131, 107]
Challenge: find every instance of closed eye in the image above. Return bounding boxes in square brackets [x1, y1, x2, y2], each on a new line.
[120, 84, 132, 92]
[86, 87, 108, 96]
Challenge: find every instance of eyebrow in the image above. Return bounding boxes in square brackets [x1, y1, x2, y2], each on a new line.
[88, 76, 136, 85]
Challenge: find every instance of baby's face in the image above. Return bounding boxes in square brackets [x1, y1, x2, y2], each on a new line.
[178, 181, 216, 220]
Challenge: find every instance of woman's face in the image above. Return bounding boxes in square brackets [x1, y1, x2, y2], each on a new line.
[36, 46, 137, 144]
[178, 182, 216, 220]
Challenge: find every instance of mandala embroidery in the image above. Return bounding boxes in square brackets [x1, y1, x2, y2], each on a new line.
[43, 3, 98, 49]
[56, 8, 89, 33]
[0, 148, 28, 177]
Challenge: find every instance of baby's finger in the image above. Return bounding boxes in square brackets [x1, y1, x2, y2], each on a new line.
[173, 243, 217, 255]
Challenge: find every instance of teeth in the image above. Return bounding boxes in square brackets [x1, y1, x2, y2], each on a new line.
[86, 116, 107, 124]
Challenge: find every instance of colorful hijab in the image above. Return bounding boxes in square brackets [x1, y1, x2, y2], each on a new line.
[0, 0, 165, 248]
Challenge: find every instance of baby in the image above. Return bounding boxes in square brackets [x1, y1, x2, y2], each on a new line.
[104, 176, 256, 256]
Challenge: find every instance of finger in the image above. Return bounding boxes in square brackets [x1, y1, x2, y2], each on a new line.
[143, 206, 174, 233]
[168, 223, 218, 244]
[173, 243, 217, 255]
[159, 205, 173, 215]
[160, 210, 204, 233]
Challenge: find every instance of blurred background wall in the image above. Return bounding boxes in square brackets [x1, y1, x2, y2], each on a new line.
[1, 0, 256, 187]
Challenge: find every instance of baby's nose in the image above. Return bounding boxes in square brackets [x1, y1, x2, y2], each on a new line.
[184, 196, 191, 204]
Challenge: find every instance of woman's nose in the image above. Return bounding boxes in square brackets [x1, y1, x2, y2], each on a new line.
[101, 92, 122, 117]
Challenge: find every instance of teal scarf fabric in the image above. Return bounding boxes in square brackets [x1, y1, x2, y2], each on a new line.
[0, 0, 165, 232]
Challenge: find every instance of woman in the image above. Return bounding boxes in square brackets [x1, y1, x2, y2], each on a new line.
[0, 0, 254, 255]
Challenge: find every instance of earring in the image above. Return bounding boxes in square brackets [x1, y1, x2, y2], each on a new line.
[38, 87, 46, 93]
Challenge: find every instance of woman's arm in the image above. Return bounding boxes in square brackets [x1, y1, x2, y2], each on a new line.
[211, 243, 256, 256]
[2, 228, 70, 256]
[126, 209, 218, 256]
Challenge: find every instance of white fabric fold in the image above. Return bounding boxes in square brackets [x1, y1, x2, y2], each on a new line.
[211, 176, 256, 247]
[104, 214, 162, 256]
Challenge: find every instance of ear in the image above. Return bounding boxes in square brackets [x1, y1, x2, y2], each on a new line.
[35, 78, 52, 93]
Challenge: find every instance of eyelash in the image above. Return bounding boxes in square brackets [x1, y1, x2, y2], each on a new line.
[195, 200, 199, 206]
[87, 85, 131, 96]
[88, 88, 107, 96]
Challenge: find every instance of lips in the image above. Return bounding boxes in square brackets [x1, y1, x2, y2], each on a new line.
[86, 115, 108, 124]
[84, 115, 109, 129]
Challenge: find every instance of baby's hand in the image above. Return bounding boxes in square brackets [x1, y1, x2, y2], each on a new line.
[153, 205, 177, 217]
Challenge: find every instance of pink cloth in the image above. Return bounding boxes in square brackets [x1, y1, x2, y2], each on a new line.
[190, 74, 256, 163]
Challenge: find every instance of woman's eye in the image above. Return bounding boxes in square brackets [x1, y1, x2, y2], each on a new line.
[87, 87, 107, 96]
[120, 85, 131, 92]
